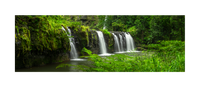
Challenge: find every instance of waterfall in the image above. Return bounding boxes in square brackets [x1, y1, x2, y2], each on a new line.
[62, 27, 78, 59]
[128, 33, 135, 50]
[123, 33, 127, 51]
[112, 33, 121, 52]
[103, 15, 107, 30]
[124, 33, 129, 51]
[69, 42, 78, 59]
[96, 31, 107, 54]
[124, 32, 135, 52]
[119, 34, 124, 51]
[67, 27, 79, 59]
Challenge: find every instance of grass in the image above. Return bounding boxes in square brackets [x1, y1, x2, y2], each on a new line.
[56, 40, 185, 72]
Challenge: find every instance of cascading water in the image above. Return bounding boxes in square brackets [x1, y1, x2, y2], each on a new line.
[124, 33, 129, 51]
[112, 33, 121, 52]
[124, 32, 135, 52]
[62, 27, 78, 59]
[119, 34, 124, 51]
[103, 15, 107, 30]
[96, 31, 107, 54]
[96, 31, 113, 56]
[128, 33, 135, 51]
[67, 27, 79, 59]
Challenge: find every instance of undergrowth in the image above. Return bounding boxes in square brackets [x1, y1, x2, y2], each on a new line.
[56, 41, 188, 75]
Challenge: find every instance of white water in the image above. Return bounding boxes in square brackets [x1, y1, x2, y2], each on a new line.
[124, 32, 135, 52]
[62, 27, 79, 59]
[62, 26, 138, 58]
[67, 28, 79, 59]
[128, 33, 134, 50]
[96, 31, 107, 54]
[119, 34, 124, 51]
[70, 59, 87, 61]
[112, 33, 121, 52]
[103, 15, 107, 30]
[96, 31, 112, 56]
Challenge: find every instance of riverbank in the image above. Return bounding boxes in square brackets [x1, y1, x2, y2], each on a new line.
[58, 40, 185, 72]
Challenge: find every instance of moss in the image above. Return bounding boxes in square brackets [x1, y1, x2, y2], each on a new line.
[100, 29, 114, 50]
[28, 17, 69, 50]
[15, 26, 31, 54]
[108, 34, 114, 49]
[15, 15, 73, 58]
[91, 29, 96, 31]
[91, 32, 93, 47]
[67, 22, 82, 32]
[75, 25, 90, 48]
[94, 32, 97, 42]
[80, 26, 90, 32]
[15, 15, 90, 68]
[100, 29, 111, 38]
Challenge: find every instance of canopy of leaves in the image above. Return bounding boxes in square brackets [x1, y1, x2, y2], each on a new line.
[96, 15, 185, 44]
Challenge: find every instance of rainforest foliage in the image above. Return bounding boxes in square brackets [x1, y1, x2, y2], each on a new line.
[54, 15, 185, 72]
[12, 12, 188, 49]
[15, 15, 185, 71]
[15, 15, 82, 58]
[56, 40, 185, 72]
[96, 15, 185, 44]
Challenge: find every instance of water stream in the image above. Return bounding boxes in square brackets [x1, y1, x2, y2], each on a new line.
[67, 28, 79, 59]
[62, 27, 85, 61]
[103, 15, 107, 30]
[124, 32, 135, 52]
[119, 34, 124, 52]
[96, 31, 112, 56]
[112, 33, 121, 52]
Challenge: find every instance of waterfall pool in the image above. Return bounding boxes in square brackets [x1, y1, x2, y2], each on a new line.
[12, 59, 91, 75]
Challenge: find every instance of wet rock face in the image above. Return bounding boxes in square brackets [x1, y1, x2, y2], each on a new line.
[56, 52, 70, 63]
[103, 32, 114, 53]
[73, 30, 99, 56]
[15, 48, 70, 69]
[15, 27, 70, 69]
[88, 30, 99, 54]
[12, 27, 24, 69]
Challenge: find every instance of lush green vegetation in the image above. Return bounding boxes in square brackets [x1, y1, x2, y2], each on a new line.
[15, 15, 84, 68]
[15, 15, 185, 71]
[77, 15, 185, 48]
[56, 40, 185, 72]
[96, 15, 185, 44]
[15, 15, 93, 56]
[100, 29, 111, 37]
[72, 15, 184, 72]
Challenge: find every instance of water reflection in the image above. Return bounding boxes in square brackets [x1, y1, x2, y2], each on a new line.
[15, 59, 89, 72]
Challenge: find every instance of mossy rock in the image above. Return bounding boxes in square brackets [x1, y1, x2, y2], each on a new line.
[80, 31, 89, 46]
[15, 26, 31, 54]
[15, 15, 74, 68]
[101, 30, 114, 53]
